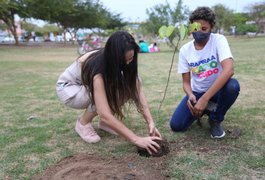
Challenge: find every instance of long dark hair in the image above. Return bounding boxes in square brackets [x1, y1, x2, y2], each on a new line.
[81, 31, 141, 119]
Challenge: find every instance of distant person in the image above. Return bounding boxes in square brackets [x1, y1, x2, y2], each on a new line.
[231, 26, 236, 37]
[76, 31, 85, 45]
[148, 42, 160, 53]
[23, 31, 30, 41]
[31, 31, 36, 42]
[92, 36, 101, 49]
[170, 7, 240, 139]
[56, 31, 162, 155]
[49, 32, 55, 42]
[139, 40, 149, 53]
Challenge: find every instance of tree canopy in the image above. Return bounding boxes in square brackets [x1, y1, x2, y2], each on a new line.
[0, 0, 125, 45]
[248, 1, 265, 33]
[141, 0, 189, 37]
[0, 0, 30, 44]
[1, 0, 265, 45]
[212, 4, 234, 32]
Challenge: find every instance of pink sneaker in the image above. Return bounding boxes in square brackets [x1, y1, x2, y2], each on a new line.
[75, 118, 101, 143]
[98, 121, 118, 135]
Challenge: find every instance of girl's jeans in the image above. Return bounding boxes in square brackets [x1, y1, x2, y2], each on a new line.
[170, 78, 240, 132]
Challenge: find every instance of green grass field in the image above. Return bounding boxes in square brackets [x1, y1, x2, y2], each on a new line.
[0, 37, 265, 179]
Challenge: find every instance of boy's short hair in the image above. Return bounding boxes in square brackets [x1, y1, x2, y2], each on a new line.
[189, 7, 216, 28]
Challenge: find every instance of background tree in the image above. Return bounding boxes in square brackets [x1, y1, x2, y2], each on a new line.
[72, 1, 126, 36]
[24, 0, 78, 42]
[0, 0, 125, 45]
[212, 4, 234, 33]
[141, 0, 189, 45]
[103, 12, 126, 30]
[0, 21, 8, 30]
[248, 1, 265, 33]
[231, 12, 257, 35]
[0, 0, 30, 45]
[24, 0, 124, 42]
[20, 21, 37, 32]
[171, 0, 189, 26]
[142, 2, 172, 37]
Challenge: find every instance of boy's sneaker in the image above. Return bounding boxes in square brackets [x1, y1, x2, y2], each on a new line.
[209, 120, 226, 139]
[98, 121, 118, 135]
[75, 118, 101, 143]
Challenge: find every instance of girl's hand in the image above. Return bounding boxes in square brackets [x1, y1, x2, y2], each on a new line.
[149, 123, 162, 138]
[133, 136, 162, 155]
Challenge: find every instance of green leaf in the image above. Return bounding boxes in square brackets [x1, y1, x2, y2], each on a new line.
[158, 25, 168, 39]
[158, 25, 175, 38]
[179, 24, 188, 40]
[189, 22, 201, 33]
[166, 25, 175, 37]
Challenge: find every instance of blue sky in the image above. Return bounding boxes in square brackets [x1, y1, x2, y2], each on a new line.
[100, 0, 262, 21]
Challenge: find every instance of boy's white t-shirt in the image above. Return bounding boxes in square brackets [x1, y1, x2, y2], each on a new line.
[178, 33, 233, 93]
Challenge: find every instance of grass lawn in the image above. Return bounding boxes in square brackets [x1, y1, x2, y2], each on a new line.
[0, 37, 265, 179]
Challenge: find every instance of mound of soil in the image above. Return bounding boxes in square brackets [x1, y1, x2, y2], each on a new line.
[32, 153, 168, 180]
[137, 139, 170, 157]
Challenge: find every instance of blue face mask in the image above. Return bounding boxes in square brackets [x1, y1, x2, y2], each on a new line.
[192, 31, 211, 43]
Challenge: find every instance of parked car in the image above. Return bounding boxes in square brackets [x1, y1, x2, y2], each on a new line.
[0, 35, 5, 42]
[0, 35, 15, 43]
[35, 36, 44, 42]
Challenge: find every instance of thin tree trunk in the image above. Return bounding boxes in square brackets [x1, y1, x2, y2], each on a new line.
[2, 13, 19, 45]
